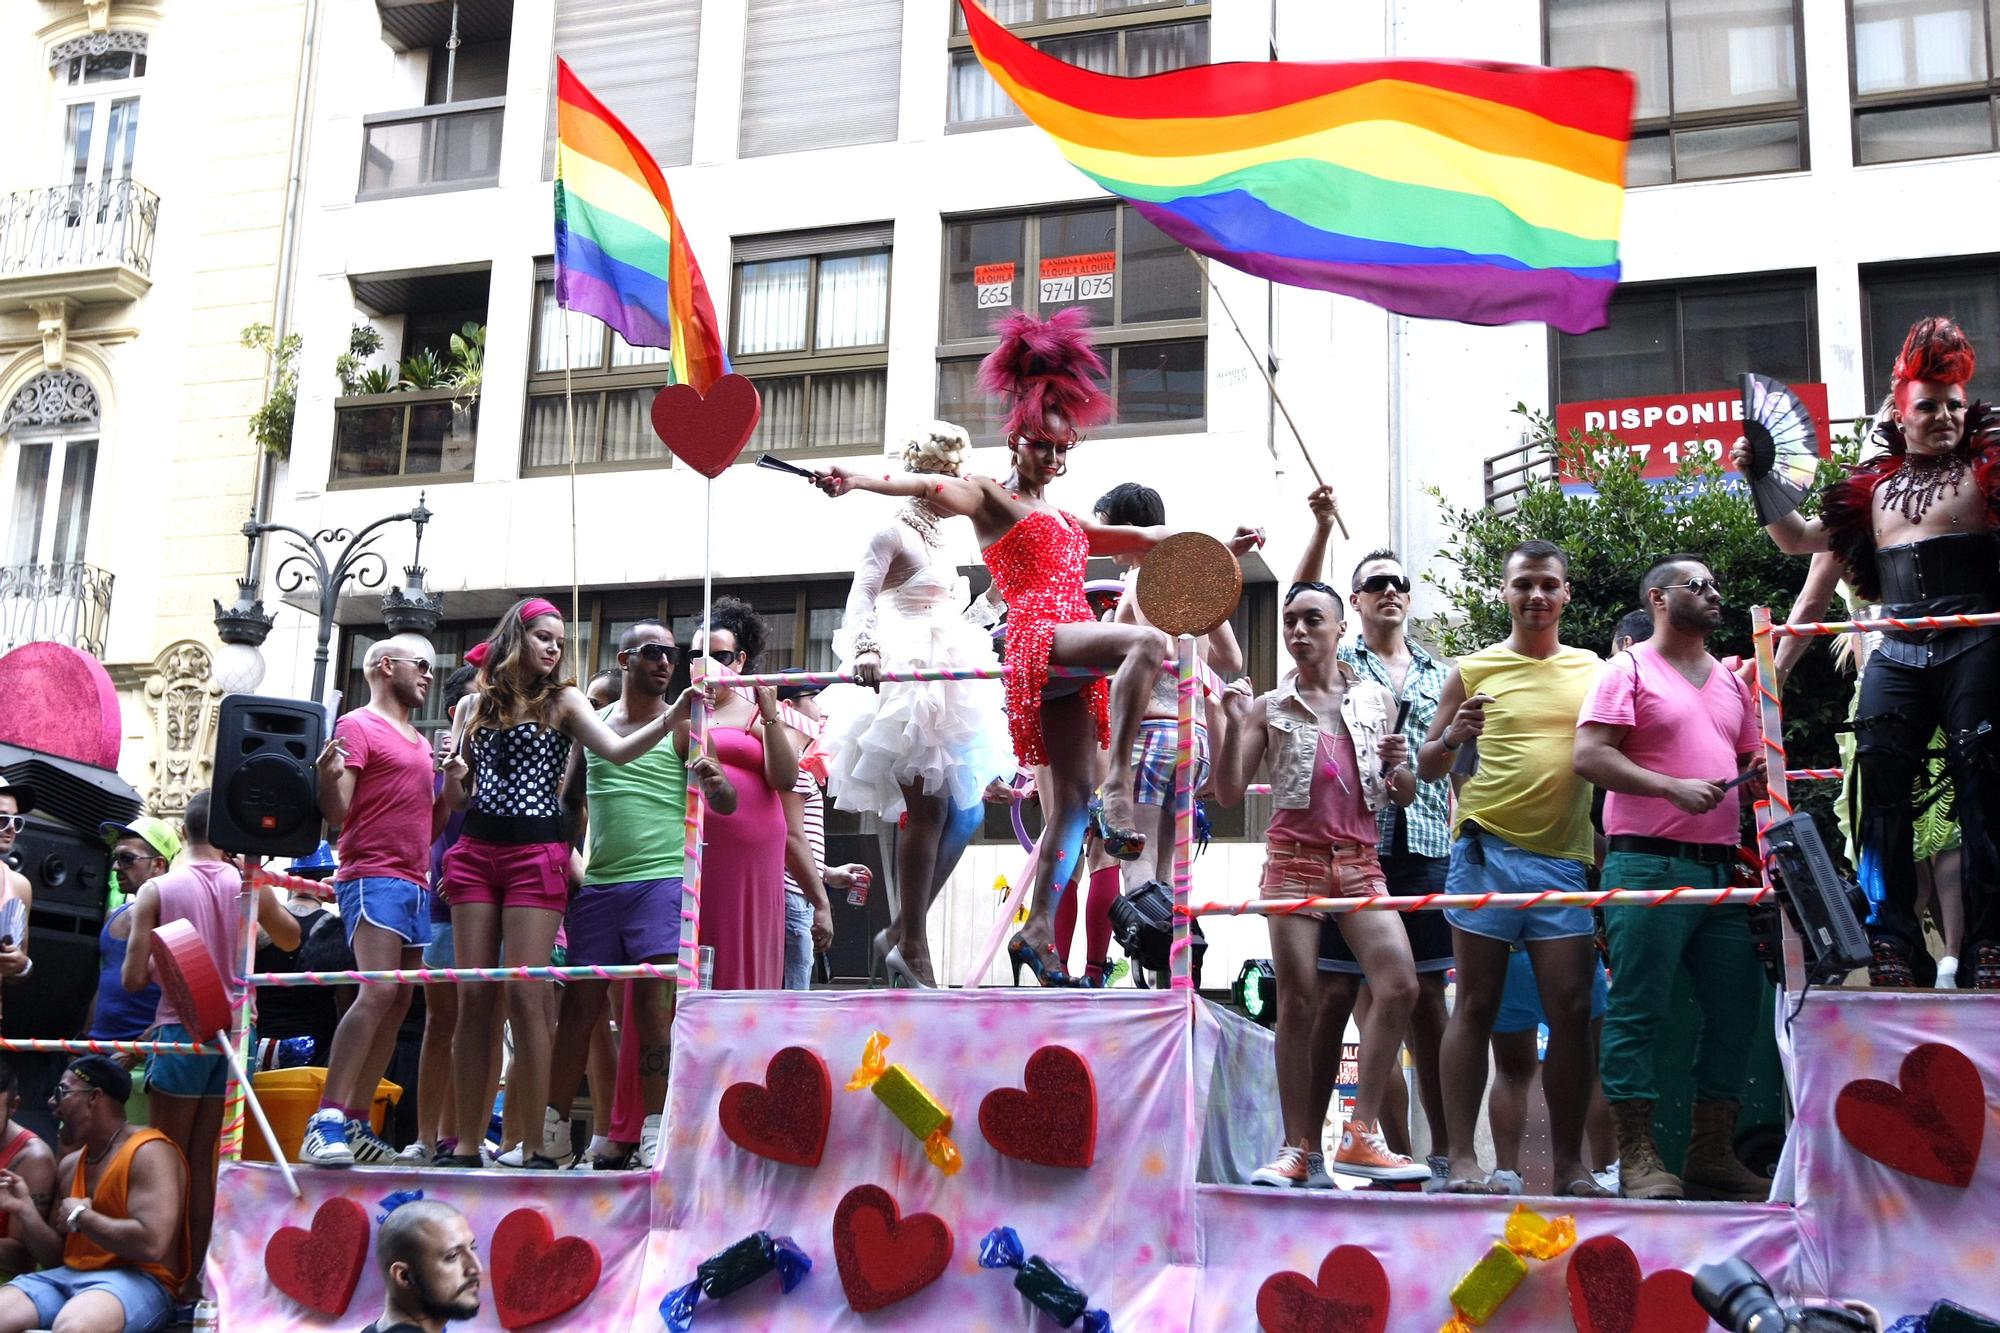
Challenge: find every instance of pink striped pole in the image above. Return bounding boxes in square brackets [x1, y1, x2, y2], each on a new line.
[678, 657, 707, 992]
[1170, 634, 1196, 990]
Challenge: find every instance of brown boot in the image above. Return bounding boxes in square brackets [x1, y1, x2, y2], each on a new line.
[1682, 1099, 1770, 1202]
[1610, 1099, 1683, 1200]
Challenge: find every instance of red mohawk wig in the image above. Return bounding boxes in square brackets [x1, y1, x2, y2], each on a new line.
[977, 307, 1113, 443]
[1891, 315, 1976, 392]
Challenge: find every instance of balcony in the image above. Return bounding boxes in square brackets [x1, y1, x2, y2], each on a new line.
[358, 99, 505, 200]
[332, 389, 477, 487]
[0, 562, 114, 657]
[0, 181, 158, 311]
[1483, 440, 1554, 516]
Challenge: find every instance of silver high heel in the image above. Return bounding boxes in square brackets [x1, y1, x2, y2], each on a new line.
[871, 928, 894, 985]
[884, 944, 936, 989]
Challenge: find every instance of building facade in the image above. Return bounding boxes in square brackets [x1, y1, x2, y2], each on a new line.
[0, 0, 311, 814]
[261, 0, 2000, 982]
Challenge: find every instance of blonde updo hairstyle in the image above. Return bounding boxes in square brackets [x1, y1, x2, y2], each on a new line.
[900, 422, 970, 477]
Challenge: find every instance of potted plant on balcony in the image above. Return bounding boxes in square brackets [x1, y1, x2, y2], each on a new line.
[442, 321, 484, 472]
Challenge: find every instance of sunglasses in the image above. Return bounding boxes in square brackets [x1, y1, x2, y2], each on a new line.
[50, 1083, 98, 1104]
[1285, 580, 1339, 604]
[694, 648, 743, 666]
[1659, 577, 1723, 598]
[0, 815, 21, 835]
[1356, 573, 1412, 595]
[111, 849, 161, 869]
[622, 643, 677, 664]
[382, 656, 433, 676]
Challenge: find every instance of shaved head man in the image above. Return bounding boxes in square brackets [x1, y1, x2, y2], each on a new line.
[362, 1200, 480, 1333]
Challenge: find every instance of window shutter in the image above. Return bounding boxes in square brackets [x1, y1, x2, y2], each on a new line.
[545, 0, 703, 178]
[740, 0, 904, 158]
[731, 223, 894, 263]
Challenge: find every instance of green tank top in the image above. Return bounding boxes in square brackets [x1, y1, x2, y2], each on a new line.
[583, 705, 687, 884]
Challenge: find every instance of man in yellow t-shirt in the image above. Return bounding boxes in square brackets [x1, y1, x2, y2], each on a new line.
[1418, 539, 1609, 1199]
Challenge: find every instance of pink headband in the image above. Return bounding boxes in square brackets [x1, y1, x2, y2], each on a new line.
[464, 599, 565, 671]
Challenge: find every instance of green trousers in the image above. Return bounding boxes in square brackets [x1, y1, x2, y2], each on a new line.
[1599, 851, 1763, 1104]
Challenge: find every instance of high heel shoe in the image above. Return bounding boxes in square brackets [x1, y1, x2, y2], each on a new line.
[870, 928, 894, 985]
[1088, 790, 1147, 862]
[884, 944, 936, 989]
[1008, 934, 1077, 988]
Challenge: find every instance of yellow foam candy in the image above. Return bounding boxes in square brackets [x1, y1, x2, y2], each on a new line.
[1502, 1202, 1576, 1261]
[846, 1031, 962, 1174]
[1445, 1243, 1525, 1326]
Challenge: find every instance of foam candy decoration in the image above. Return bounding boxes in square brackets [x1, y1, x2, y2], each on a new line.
[718, 1046, 832, 1167]
[1440, 1203, 1576, 1332]
[831, 1183, 955, 1313]
[1255, 1244, 1391, 1333]
[489, 1207, 602, 1329]
[845, 1031, 963, 1174]
[1835, 1041, 1985, 1188]
[263, 1197, 370, 1316]
[980, 1045, 1098, 1169]
[659, 1231, 811, 1331]
[1565, 1235, 1706, 1333]
[978, 1225, 1111, 1331]
[151, 918, 232, 1038]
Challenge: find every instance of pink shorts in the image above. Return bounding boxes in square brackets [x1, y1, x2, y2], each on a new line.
[439, 836, 570, 913]
[1260, 838, 1387, 908]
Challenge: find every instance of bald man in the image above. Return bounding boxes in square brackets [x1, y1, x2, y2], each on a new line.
[304, 635, 441, 1167]
[362, 1199, 480, 1333]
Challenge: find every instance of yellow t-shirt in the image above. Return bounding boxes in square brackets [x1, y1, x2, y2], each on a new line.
[1451, 643, 1600, 863]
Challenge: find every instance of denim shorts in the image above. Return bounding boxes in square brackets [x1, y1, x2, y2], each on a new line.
[424, 919, 454, 968]
[1442, 829, 1594, 943]
[147, 1022, 255, 1098]
[1493, 947, 1611, 1033]
[335, 875, 433, 947]
[8, 1264, 174, 1332]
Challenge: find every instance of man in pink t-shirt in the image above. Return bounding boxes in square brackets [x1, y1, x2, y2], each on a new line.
[1574, 555, 1771, 1205]
[303, 633, 439, 1168]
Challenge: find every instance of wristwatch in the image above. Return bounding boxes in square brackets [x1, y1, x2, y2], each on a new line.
[1442, 734, 1462, 752]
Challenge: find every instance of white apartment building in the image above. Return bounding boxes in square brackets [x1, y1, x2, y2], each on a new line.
[263, 0, 2000, 983]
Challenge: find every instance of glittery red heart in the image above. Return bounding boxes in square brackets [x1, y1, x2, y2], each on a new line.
[1254, 1244, 1389, 1333]
[264, 1197, 369, 1316]
[979, 1045, 1097, 1168]
[1565, 1235, 1708, 1333]
[488, 1207, 601, 1329]
[718, 1046, 831, 1168]
[1834, 1041, 1985, 1188]
[649, 373, 761, 478]
[831, 1184, 954, 1314]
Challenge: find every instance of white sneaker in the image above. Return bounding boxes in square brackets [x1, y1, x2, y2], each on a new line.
[1593, 1162, 1622, 1195]
[1936, 955, 1960, 989]
[300, 1109, 355, 1167]
[540, 1105, 574, 1166]
[344, 1119, 399, 1166]
[638, 1114, 662, 1170]
[1487, 1168, 1526, 1195]
[394, 1141, 431, 1166]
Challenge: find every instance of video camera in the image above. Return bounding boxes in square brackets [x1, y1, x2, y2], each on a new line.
[1694, 1259, 1876, 1331]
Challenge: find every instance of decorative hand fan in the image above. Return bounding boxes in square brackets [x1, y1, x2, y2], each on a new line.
[1739, 373, 1821, 524]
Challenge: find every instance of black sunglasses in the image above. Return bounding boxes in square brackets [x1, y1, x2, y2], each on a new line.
[693, 647, 743, 666]
[1658, 577, 1723, 599]
[111, 849, 161, 869]
[1285, 580, 1339, 604]
[382, 656, 433, 676]
[1356, 573, 1412, 595]
[622, 642, 676, 664]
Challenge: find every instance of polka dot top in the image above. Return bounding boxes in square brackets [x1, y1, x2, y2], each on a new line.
[467, 722, 572, 820]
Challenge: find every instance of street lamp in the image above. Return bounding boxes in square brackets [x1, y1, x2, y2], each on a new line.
[215, 494, 441, 704]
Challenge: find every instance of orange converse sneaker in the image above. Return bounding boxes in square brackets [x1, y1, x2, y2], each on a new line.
[1332, 1119, 1430, 1182]
[1250, 1142, 1313, 1188]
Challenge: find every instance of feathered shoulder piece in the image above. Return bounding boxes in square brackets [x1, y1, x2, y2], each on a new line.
[1824, 400, 2000, 601]
[977, 307, 1112, 442]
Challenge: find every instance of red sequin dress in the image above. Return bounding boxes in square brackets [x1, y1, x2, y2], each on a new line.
[983, 508, 1110, 767]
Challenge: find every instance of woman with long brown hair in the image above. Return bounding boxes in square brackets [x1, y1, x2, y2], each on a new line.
[435, 597, 696, 1169]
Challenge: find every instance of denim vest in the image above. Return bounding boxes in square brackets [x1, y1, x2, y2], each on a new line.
[1264, 671, 1396, 813]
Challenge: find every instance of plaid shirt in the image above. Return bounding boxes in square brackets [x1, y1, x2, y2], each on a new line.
[1339, 637, 1452, 858]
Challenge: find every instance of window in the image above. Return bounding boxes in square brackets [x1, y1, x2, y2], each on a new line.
[938, 204, 1205, 440]
[740, 0, 903, 157]
[1850, 0, 2000, 162]
[544, 0, 701, 178]
[51, 32, 146, 196]
[523, 266, 673, 474]
[333, 268, 487, 486]
[731, 226, 892, 456]
[1547, 0, 1804, 184]
[1862, 256, 2000, 405]
[1553, 273, 1817, 404]
[2, 372, 100, 570]
[947, 2, 1210, 128]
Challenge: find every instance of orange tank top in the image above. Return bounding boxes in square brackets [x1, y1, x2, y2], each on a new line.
[63, 1127, 188, 1292]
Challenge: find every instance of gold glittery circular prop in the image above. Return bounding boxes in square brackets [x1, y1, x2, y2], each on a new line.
[1136, 532, 1243, 637]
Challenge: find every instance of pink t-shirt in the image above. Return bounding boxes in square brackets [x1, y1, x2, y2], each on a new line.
[1266, 732, 1380, 848]
[151, 860, 248, 1028]
[333, 706, 435, 887]
[1579, 643, 1758, 846]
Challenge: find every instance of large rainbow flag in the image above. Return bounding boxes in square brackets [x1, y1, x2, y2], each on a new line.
[958, 1, 1634, 334]
[554, 59, 729, 392]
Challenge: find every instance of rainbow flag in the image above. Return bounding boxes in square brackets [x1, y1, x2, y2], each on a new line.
[958, 1, 1634, 334]
[554, 59, 729, 391]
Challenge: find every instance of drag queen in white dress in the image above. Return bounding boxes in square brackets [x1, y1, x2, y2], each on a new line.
[819, 423, 1013, 987]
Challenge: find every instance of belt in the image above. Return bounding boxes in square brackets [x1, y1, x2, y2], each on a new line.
[462, 811, 566, 846]
[1607, 834, 1737, 866]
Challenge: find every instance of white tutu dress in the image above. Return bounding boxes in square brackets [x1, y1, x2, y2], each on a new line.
[818, 516, 1014, 821]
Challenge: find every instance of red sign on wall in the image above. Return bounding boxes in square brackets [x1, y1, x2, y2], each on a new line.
[1553, 383, 1833, 483]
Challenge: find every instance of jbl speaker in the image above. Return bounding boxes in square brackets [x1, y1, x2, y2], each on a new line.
[210, 694, 324, 857]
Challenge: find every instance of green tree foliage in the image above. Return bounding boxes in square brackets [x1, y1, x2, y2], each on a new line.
[1422, 405, 1860, 830]
[241, 323, 301, 458]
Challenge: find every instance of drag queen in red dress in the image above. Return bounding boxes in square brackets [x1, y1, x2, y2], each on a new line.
[814, 309, 1260, 985]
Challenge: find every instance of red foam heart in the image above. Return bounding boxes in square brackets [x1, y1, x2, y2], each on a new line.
[1834, 1041, 1985, 1188]
[489, 1207, 601, 1329]
[831, 1183, 954, 1314]
[1255, 1244, 1390, 1333]
[264, 1197, 370, 1316]
[151, 918, 231, 1038]
[979, 1045, 1097, 1168]
[649, 373, 761, 478]
[1565, 1235, 1709, 1333]
[719, 1046, 831, 1168]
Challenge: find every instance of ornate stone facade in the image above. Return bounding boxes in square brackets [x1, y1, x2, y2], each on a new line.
[142, 638, 218, 817]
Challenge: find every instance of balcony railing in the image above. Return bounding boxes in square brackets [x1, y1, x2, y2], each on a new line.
[358, 98, 505, 200]
[0, 181, 159, 298]
[0, 562, 114, 657]
[332, 389, 477, 486]
[1483, 440, 1554, 516]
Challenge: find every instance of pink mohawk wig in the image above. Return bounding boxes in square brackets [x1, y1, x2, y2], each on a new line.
[1892, 315, 1976, 393]
[977, 307, 1113, 442]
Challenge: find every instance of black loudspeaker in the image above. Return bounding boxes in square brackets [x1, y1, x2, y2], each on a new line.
[1762, 811, 1872, 984]
[3, 819, 109, 1040]
[7, 817, 111, 916]
[210, 694, 325, 857]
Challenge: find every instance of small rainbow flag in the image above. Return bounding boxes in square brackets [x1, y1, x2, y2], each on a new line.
[554, 59, 729, 392]
[958, 0, 1634, 334]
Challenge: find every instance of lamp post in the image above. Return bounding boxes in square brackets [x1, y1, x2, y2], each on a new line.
[215, 494, 441, 704]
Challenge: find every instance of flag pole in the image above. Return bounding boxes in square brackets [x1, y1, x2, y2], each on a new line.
[1197, 256, 1349, 538]
[561, 304, 582, 631]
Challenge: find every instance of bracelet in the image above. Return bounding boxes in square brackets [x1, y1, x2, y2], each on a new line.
[1442, 735, 1461, 752]
[850, 632, 882, 657]
[65, 1202, 87, 1229]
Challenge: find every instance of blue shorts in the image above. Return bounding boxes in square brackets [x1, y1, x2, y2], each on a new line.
[1442, 830, 1595, 944]
[424, 919, 454, 968]
[7, 1264, 174, 1332]
[147, 1022, 255, 1098]
[335, 876, 433, 947]
[1493, 947, 1610, 1034]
